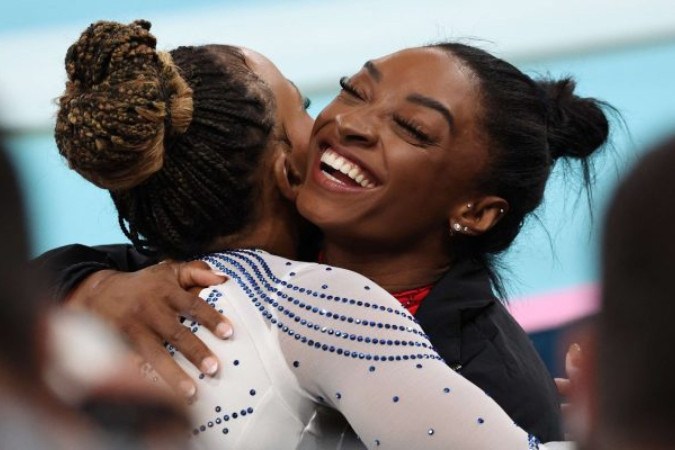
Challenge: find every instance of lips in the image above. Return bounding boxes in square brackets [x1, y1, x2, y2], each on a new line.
[319, 149, 377, 188]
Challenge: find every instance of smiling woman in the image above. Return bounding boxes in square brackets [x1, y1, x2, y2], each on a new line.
[42, 20, 589, 449]
[40, 26, 612, 447]
[296, 43, 611, 442]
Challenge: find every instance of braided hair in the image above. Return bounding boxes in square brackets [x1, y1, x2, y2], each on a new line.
[56, 20, 275, 259]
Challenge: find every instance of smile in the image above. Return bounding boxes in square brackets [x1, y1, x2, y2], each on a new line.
[319, 149, 376, 188]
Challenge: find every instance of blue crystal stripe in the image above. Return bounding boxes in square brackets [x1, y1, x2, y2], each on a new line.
[200, 253, 442, 363]
[203, 251, 430, 343]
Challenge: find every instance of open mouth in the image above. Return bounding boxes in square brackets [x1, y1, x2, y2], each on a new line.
[319, 148, 377, 188]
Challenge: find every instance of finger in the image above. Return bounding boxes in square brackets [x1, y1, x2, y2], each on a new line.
[177, 260, 227, 289]
[566, 343, 582, 380]
[554, 377, 572, 397]
[127, 323, 197, 400]
[148, 303, 221, 377]
[171, 290, 233, 340]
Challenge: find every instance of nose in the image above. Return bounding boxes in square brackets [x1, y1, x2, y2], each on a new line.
[335, 109, 377, 147]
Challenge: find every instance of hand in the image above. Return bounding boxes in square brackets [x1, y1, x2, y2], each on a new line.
[65, 260, 232, 400]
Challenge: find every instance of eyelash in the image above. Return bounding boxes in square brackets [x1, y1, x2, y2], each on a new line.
[338, 77, 433, 146]
[393, 114, 433, 144]
[339, 76, 365, 100]
[303, 97, 312, 110]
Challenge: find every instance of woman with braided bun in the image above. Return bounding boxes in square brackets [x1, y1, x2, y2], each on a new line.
[43, 18, 613, 448]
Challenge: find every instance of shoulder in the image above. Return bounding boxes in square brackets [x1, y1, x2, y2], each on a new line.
[203, 250, 396, 299]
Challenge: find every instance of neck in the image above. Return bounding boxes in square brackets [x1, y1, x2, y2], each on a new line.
[322, 232, 453, 293]
[209, 194, 302, 260]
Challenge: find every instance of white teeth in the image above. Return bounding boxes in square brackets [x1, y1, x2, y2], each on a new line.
[320, 149, 375, 188]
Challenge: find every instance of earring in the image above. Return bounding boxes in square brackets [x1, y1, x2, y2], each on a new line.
[452, 222, 462, 232]
[499, 208, 505, 215]
[467, 203, 473, 209]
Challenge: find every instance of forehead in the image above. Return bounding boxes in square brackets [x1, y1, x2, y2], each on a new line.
[369, 47, 479, 109]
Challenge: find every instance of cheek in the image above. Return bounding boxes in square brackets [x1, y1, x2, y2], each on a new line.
[290, 116, 314, 173]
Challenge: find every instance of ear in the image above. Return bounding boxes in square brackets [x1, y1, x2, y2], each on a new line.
[273, 150, 303, 202]
[448, 196, 509, 236]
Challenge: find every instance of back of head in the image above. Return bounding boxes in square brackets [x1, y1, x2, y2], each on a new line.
[0, 131, 40, 377]
[429, 43, 611, 293]
[599, 134, 675, 442]
[55, 20, 275, 259]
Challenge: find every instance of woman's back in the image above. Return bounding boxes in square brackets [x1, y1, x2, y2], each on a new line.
[177, 250, 550, 449]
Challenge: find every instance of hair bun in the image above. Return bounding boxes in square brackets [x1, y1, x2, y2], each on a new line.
[538, 78, 609, 161]
[55, 20, 192, 190]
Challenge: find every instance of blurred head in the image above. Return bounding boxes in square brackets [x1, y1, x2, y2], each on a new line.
[297, 44, 609, 286]
[596, 134, 675, 446]
[0, 132, 41, 379]
[55, 20, 313, 259]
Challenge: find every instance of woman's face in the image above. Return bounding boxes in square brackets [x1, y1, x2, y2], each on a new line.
[296, 47, 489, 246]
[242, 49, 314, 176]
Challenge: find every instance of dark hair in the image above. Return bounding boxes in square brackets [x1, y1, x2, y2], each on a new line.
[599, 135, 675, 440]
[430, 43, 611, 295]
[55, 20, 275, 259]
[0, 131, 40, 376]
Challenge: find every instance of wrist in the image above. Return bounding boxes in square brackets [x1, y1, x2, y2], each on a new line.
[64, 269, 120, 309]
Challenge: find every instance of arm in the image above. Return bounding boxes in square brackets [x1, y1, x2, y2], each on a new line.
[33, 243, 153, 300]
[34, 244, 233, 399]
[276, 264, 566, 449]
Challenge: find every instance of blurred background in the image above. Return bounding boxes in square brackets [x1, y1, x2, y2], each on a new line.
[2, 0, 674, 374]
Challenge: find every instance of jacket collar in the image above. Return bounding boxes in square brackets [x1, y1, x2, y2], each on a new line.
[414, 258, 497, 367]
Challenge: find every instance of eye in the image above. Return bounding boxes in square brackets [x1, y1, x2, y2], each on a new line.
[303, 97, 312, 110]
[393, 114, 434, 146]
[339, 76, 365, 100]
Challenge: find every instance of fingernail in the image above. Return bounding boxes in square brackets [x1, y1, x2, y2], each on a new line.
[569, 343, 582, 364]
[180, 380, 196, 399]
[211, 270, 228, 278]
[216, 322, 233, 339]
[201, 356, 219, 376]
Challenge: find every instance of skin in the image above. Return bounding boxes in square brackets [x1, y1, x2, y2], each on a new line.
[297, 47, 507, 291]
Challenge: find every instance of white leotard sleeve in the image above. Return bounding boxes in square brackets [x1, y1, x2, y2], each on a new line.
[196, 250, 569, 450]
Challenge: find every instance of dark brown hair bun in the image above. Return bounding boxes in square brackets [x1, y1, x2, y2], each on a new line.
[55, 20, 193, 190]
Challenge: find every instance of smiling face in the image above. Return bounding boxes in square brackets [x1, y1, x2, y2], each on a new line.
[296, 47, 490, 249]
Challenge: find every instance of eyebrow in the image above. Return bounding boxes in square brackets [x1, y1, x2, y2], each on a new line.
[363, 60, 382, 82]
[406, 93, 455, 132]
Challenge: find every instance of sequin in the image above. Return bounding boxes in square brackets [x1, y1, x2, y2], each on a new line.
[222, 428, 229, 434]
[477, 418, 485, 424]
[428, 429, 435, 436]
[249, 389, 256, 396]
[393, 396, 399, 402]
